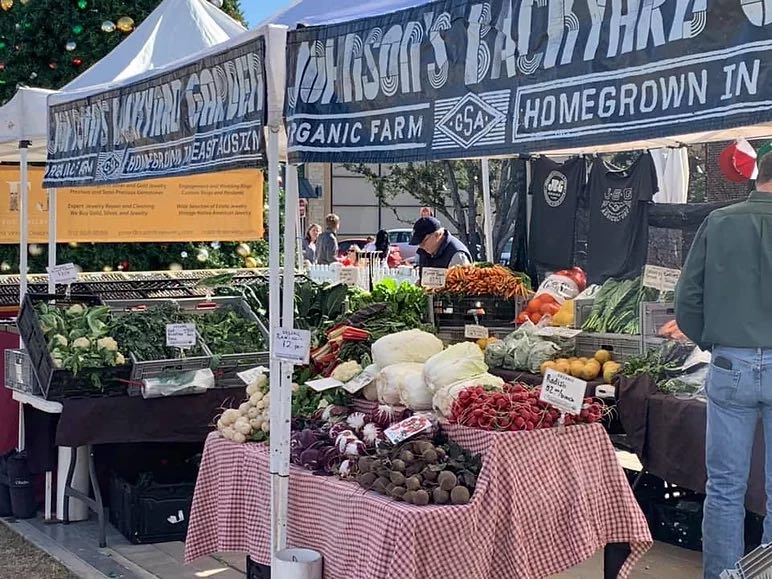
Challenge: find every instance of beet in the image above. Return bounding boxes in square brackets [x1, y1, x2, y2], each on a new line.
[450, 486, 471, 505]
[433, 488, 450, 505]
[413, 490, 430, 506]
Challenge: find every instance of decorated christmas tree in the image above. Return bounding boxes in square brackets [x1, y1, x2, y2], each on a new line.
[0, 0, 244, 105]
[0, 0, 270, 275]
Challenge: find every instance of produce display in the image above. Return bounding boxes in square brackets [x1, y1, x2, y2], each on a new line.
[36, 302, 127, 373]
[442, 264, 532, 300]
[216, 370, 271, 443]
[516, 268, 587, 325]
[483, 325, 573, 373]
[111, 303, 206, 360]
[198, 305, 266, 355]
[623, 341, 704, 395]
[449, 383, 604, 431]
[357, 437, 481, 506]
[581, 277, 659, 334]
[540, 349, 622, 382]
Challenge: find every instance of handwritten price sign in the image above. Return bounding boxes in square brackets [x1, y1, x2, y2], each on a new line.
[421, 267, 447, 289]
[272, 328, 311, 365]
[166, 323, 197, 348]
[540, 369, 586, 415]
[47, 263, 79, 286]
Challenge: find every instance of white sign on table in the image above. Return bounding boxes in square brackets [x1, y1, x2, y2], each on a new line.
[166, 323, 197, 348]
[272, 328, 312, 365]
[339, 267, 360, 286]
[342, 368, 378, 394]
[47, 263, 78, 286]
[464, 324, 489, 339]
[422, 267, 447, 289]
[540, 369, 586, 415]
[306, 377, 343, 392]
[237, 366, 269, 385]
[642, 265, 681, 292]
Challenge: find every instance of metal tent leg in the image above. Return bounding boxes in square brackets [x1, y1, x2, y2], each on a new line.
[62, 445, 106, 547]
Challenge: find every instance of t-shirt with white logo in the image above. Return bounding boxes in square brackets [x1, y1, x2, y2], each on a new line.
[587, 154, 657, 284]
[529, 157, 586, 270]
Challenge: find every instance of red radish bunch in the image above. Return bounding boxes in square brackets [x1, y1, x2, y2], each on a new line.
[448, 383, 603, 432]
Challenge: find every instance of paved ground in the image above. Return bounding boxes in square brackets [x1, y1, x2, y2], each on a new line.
[3, 513, 704, 579]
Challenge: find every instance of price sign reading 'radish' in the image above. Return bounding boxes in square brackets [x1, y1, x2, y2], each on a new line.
[540, 369, 586, 415]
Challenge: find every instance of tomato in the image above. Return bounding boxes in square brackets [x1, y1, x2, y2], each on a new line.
[526, 300, 541, 314]
[531, 312, 543, 323]
[540, 302, 561, 316]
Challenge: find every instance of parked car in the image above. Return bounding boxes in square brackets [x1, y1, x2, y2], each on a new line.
[337, 238, 369, 258]
[387, 229, 418, 263]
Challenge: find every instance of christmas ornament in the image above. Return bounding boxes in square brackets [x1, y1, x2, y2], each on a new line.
[102, 265, 113, 272]
[19, 0, 28, 5]
[29, 71, 37, 79]
[210, 241, 221, 249]
[245, 256, 258, 268]
[48, 62, 57, 70]
[28, 244, 42, 256]
[71, 58, 82, 67]
[119, 260, 129, 271]
[65, 40, 77, 51]
[196, 248, 209, 262]
[180, 251, 188, 258]
[1, 0, 13, 12]
[116, 16, 134, 32]
[0, 41, 6, 50]
[101, 20, 115, 33]
[0, 64, 6, 71]
[0, 261, 10, 272]
[68, 241, 78, 248]
[72, 24, 84, 35]
[719, 140, 758, 183]
[210, 0, 223, 7]
[76, 0, 87, 8]
[236, 243, 251, 257]
[168, 262, 183, 271]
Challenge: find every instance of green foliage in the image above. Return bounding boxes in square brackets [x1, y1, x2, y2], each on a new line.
[0, 0, 244, 105]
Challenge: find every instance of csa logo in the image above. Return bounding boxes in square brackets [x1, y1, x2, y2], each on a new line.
[544, 171, 568, 207]
[601, 187, 633, 222]
[434, 92, 508, 149]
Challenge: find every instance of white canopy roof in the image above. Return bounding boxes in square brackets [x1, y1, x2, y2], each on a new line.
[0, 0, 246, 161]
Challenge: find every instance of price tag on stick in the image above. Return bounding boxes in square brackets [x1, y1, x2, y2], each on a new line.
[47, 263, 78, 286]
[272, 328, 311, 365]
[540, 369, 586, 415]
[166, 323, 197, 348]
[421, 267, 447, 289]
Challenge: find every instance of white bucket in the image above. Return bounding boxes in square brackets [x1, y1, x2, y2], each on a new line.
[273, 548, 323, 579]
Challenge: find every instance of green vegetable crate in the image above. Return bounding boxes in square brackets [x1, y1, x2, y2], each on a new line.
[640, 302, 676, 353]
[3, 349, 42, 397]
[17, 294, 131, 401]
[437, 326, 515, 345]
[572, 298, 595, 329]
[107, 296, 268, 393]
[575, 332, 642, 363]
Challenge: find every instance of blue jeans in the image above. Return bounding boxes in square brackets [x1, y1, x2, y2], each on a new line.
[703, 346, 772, 579]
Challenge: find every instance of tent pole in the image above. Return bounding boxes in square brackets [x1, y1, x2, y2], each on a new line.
[267, 128, 284, 561]
[481, 159, 494, 262]
[47, 189, 57, 294]
[277, 163, 299, 552]
[19, 140, 29, 302]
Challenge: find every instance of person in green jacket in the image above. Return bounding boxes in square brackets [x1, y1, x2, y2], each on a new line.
[675, 152, 772, 579]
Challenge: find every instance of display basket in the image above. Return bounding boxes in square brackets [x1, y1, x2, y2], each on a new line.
[575, 332, 641, 363]
[17, 294, 130, 401]
[639, 302, 693, 353]
[572, 298, 595, 329]
[432, 294, 525, 327]
[107, 296, 267, 393]
[3, 349, 42, 397]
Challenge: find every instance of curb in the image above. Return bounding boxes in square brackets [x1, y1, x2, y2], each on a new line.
[0, 516, 110, 579]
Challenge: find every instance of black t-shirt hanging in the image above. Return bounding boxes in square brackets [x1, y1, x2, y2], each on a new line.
[528, 157, 585, 270]
[586, 154, 657, 284]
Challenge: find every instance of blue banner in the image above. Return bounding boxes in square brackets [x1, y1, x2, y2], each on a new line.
[285, 0, 772, 162]
[44, 36, 267, 187]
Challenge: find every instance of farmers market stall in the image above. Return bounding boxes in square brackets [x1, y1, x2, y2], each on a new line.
[185, 423, 651, 579]
[616, 375, 766, 516]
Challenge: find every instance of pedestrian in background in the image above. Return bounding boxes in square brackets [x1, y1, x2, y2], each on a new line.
[675, 152, 772, 578]
[410, 216, 471, 268]
[316, 214, 340, 265]
[303, 223, 321, 263]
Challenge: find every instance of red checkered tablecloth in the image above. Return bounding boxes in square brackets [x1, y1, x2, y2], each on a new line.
[184, 423, 652, 579]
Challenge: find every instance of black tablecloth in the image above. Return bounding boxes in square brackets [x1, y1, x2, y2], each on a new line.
[616, 375, 765, 515]
[54, 387, 243, 447]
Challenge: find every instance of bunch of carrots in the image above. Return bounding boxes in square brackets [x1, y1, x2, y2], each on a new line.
[443, 265, 532, 300]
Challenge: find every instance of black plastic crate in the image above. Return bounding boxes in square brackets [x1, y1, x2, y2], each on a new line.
[433, 294, 524, 327]
[109, 470, 197, 544]
[17, 294, 130, 401]
[247, 556, 271, 579]
[648, 496, 703, 551]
